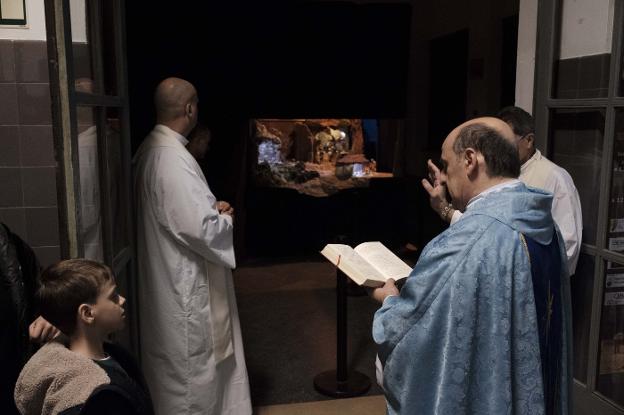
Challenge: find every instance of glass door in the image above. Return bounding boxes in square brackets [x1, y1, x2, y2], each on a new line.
[44, 0, 137, 354]
[534, 0, 624, 413]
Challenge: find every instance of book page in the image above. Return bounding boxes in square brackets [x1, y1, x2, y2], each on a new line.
[320, 244, 386, 285]
[354, 242, 412, 281]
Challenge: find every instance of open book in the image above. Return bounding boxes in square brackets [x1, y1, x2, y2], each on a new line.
[320, 241, 412, 287]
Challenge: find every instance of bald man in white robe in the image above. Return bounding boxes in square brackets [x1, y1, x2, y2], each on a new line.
[133, 77, 251, 415]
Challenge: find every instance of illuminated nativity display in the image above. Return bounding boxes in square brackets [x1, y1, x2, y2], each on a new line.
[251, 119, 391, 197]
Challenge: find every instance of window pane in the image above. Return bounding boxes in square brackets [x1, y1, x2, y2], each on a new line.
[101, 0, 119, 96]
[572, 254, 595, 383]
[550, 109, 605, 245]
[77, 106, 104, 261]
[552, 0, 614, 99]
[608, 111, 624, 253]
[597, 259, 624, 407]
[105, 108, 128, 255]
[70, 0, 120, 96]
[70, 0, 93, 85]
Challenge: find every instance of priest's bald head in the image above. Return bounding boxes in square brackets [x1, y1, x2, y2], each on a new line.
[154, 77, 198, 136]
[439, 117, 520, 211]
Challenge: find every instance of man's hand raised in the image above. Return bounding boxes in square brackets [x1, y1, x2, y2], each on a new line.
[421, 159, 454, 223]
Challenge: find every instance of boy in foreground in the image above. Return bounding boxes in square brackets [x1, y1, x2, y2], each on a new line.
[14, 259, 153, 415]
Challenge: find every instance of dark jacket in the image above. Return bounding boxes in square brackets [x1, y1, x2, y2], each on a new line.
[0, 223, 40, 415]
[14, 340, 153, 415]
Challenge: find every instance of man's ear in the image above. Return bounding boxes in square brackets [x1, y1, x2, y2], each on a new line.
[464, 148, 479, 177]
[525, 133, 535, 148]
[186, 102, 193, 118]
[78, 303, 95, 325]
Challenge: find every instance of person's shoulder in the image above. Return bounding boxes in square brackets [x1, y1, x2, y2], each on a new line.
[104, 342, 139, 372]
[103, 342, 150, 394]
[22, 340, 73, 369]
[25, 341, 108, 380]
[462, 203, 527, 246]
[450, 209, 502, 237]
[81, 387, 136, 415]
[415, 215, 517, 286]
[458, 206, 500, 227]
[89, 344, 153, 415]
[535, 153, 567, 177]
[138, 144, 195, 173]
[15, 341, 110, 415]
[422, 213, 498, 258]
[453, 214, 525, 271]
[140, 141, 183, 158]
[538, 154, 577, 189]
[136, 128, 186, 158]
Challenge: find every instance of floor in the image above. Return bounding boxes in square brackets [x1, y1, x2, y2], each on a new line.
[234, 257, 384, 406]
[254, 395, 386, 415]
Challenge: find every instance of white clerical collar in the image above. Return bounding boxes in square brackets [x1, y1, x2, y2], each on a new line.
[521, 149, 542, 174]
[466, 179, 522, 209]
[155, 124, 189, 146]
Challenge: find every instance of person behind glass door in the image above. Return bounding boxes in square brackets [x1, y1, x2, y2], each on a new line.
[75, 78, 104, 261]
[187, 124, 234, 217]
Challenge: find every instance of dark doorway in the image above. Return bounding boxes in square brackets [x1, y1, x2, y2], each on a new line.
[501, 14, 519, 108]
[125, 1, 412, 256]
[427, 29, 469, 149]
[125, 2, 411, 147]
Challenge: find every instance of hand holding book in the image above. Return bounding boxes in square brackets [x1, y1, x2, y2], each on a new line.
[320, 241, 412, 287]
[368, 278, 400, 303]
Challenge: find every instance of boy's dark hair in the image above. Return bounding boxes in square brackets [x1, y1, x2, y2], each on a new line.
[497, 106, 535, 137]
[37, 259, 114, 335]
[453, 123, 520, 179]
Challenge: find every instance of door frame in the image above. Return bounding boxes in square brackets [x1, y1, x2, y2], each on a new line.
[534, 0, 624, 413]
[43, 0, 138, 354]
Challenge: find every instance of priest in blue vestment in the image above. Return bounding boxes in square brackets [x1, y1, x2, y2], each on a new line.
[371, 117, 572, 415]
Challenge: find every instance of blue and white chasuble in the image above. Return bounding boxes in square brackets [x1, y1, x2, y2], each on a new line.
[373, 183, 572, 415]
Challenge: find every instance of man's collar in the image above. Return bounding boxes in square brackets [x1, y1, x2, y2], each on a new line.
[466, 179, 522, 209]
[521, 149, 541, 173]
[155, 124, 189, 146]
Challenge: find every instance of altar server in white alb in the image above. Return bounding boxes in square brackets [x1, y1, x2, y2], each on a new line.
[496, 106, 582, 274]
[425, 106, 582, 275]
[133, 77, 251, 415]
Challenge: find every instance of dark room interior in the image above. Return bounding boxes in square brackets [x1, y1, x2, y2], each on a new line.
[124, 0, 519, 406]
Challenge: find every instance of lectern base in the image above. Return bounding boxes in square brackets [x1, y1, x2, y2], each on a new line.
[313, 370, 371, 398]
